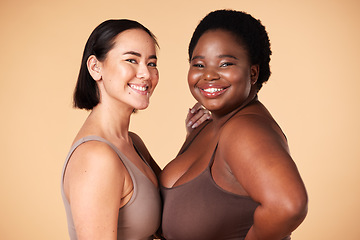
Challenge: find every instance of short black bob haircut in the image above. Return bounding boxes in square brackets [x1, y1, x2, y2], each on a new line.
[188, 9, 272, 91]
[73, 19, 158, 110]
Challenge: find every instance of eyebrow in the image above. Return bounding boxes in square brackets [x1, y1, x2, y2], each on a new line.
[191, 54, 238, 61]
[123, 51, 157, 60]
[218, 54, 238, 60]
[191, 55, 204, 61]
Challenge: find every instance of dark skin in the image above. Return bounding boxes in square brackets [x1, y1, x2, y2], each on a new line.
[160, 29, 308, 239]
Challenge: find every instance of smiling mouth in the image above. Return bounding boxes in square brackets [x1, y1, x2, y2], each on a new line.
[199, 87, 228, 98]
[128, 83, 149, 95]
[202, 87, 224, 93]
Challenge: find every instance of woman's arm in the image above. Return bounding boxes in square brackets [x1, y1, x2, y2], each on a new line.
[64, 141, 127, 240]
[220, 115, 308, 240]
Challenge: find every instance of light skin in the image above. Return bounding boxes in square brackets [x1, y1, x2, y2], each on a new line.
[160, 29, 308, 239]
[63, 28, 209, 240]
[63, 28, 160, 240]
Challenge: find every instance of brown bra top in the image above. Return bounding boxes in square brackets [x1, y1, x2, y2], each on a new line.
[161, 143, 260, 240]
[161, 117, 290, 240]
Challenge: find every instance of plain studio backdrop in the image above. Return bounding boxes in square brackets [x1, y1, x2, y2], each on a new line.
[1, 0, 359, 239]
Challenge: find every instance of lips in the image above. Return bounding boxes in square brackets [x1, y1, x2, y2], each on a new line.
[199, 86, 228, 98]
[128, 83, 149, 95]
[202, 87, 224, 93]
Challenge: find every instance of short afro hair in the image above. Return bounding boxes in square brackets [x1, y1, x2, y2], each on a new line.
[188, 9, 272, 91]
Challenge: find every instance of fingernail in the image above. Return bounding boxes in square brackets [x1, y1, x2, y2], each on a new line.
[192, 123, 198, 128]
[187, 121, 193, 127]
[190, 108, 196, 114]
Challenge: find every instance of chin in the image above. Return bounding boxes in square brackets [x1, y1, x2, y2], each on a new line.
[135, 103, 150, 110]
[202, 102, 222, 111]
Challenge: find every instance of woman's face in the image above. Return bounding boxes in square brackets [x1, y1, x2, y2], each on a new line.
[98, 28, 159, 110]
[188, 29, 258, 116]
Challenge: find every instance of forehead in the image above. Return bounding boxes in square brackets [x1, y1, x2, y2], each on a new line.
[111, 28, 156, 54]
[194, 29, 245, 52]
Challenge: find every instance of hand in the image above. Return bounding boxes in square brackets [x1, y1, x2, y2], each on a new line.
[185, 102, 211, 136]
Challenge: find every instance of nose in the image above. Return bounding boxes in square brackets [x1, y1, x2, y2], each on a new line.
[203, 68, 220, 81]
[136, 63, 151, 80]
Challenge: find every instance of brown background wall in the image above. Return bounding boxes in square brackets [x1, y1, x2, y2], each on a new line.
[1, 0, 359, 239]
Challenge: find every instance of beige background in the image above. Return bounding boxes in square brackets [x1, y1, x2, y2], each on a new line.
[1, 0, 359, 239]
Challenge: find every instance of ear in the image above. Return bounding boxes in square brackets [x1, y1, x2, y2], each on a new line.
[250, 64, 259, 85]
[87, 55, 102, 81]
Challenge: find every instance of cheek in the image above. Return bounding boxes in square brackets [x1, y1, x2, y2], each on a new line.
[187, 72, 201, 99]
[224, 69, 251, 85]
[151, 69, 159, 88]
[105, 65, 133, 83]
[152, 78, 159, 90]
[187, 69, 202, 86]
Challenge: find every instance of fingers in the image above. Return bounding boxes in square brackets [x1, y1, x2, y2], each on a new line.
[186, 107, 211, 129]
[185, 102, 204, 128]
[189, 109, 211, 129]
[189, 102, 203, 115]
[185, 103, 212, 137]
[185, 108, 193, 125]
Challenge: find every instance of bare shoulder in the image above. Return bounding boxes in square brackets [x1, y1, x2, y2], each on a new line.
[218, 112, 295, 187]
[72, 140, 124, 166]
[218, 112, 307, 202]
[66, 140, 127, 184]
[219, 113, 289, 156]
[64, 140, 129, 237]
[63, 140, 128, 204]
[217, 107, 308, 235]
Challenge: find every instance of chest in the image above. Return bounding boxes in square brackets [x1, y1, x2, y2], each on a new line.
[161, 169, 259, 240]
[161, 125, 221, 188]
[161, 123, 250, 196]
[118, 160, 162, 240]
[119, 146, 158, 188]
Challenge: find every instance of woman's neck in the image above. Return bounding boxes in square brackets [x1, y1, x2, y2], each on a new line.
[87, 103, 134, 143]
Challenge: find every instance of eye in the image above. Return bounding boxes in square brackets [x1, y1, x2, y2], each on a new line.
[148, 62, 157, 67]
[126, 59, 137, 64]
[192, 63, 204, 68]
[220, 62, 234, 67]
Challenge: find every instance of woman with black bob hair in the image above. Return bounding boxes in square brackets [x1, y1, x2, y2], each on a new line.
[61, 19, 209, 240]
[160, 10, 308, 240]
[62, 19, 163, 240]
[73, 19, 158, 110]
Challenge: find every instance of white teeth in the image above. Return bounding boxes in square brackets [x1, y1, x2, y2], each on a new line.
[203, 88, 223, 93]
[129, 84, 147, 91]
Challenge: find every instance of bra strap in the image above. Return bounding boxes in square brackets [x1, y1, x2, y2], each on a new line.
[178, 120, 212, 155]
[208, 143, 219, 168]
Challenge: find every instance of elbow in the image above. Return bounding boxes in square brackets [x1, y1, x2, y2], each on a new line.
[280, 190, 308, 227]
